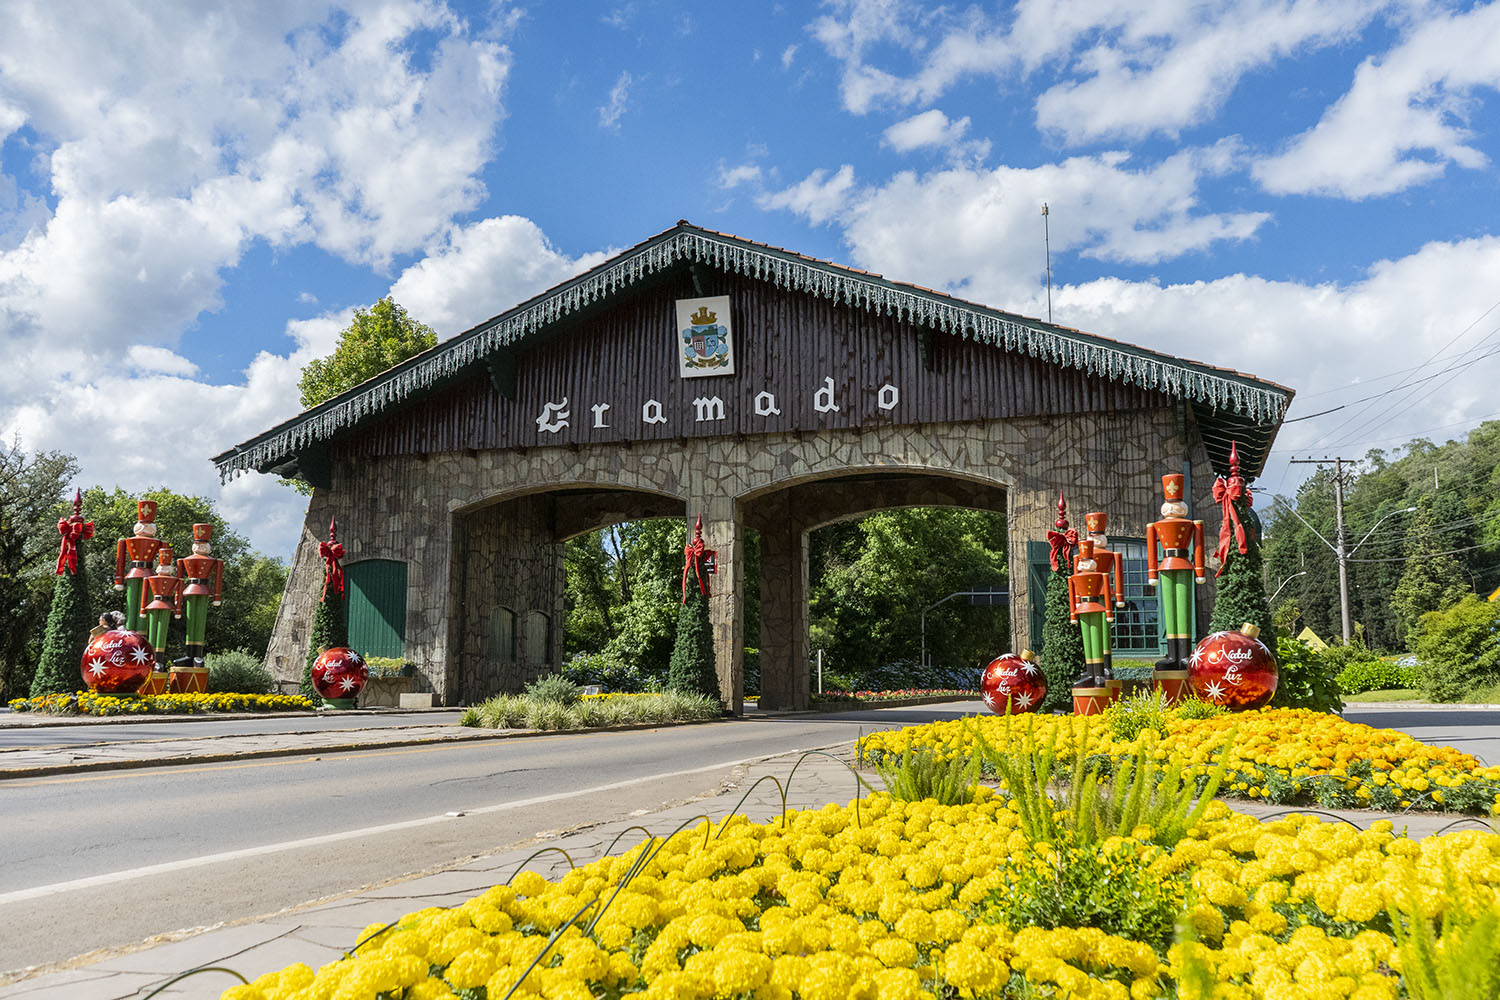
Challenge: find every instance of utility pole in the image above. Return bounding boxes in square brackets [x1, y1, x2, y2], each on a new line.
[1290, 456, 1352, 642]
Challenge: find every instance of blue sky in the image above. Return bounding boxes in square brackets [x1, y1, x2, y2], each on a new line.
[3, 0, 1500, 558]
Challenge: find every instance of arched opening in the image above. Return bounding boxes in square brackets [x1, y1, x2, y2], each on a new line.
[740, 469, 1010, 710]
[449, 485, 683, 703]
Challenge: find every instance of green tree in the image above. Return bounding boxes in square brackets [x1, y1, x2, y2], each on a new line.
[1208, 493, 1271, 642]
[668, 586, 718, 701]
[298, 297, 437, 408]
[1039, 567, 1084, 712]
[808, 508, 1008, 687]
[31, 500, 96, 697]
[80, 487, 281, 661]
[0, 442, 78, 700]
[1391, 493, 1472, 644]
[1410, 594, 1500, 703]
[303, 586, 348, 701]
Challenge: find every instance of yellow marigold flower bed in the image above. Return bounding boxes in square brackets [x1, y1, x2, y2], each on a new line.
[856, 708, 1500, 815]
[8, 691, 317, 716]
[218, 788, 1500, 1000]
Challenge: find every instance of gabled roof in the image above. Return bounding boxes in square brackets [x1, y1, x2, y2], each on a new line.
[213, 220, 1293, 482]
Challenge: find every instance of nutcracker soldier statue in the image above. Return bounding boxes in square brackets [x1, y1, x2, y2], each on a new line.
[140, 545, 180, 674]
[1146, 474, 1205, 702]
[1069, 539, 1116, 715]
[173, 523, 224, 677]
[113, 500, 161, 633]
[1081, 511, 1126, 696]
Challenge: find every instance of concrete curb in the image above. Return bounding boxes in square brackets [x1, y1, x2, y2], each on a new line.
[0, 715, 742, 781]
[0, 707, 457, 729]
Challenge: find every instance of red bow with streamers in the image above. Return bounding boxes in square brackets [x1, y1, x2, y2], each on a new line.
[681, 515, 713, 603]
[319, 517, 345, 601]
[1045, 490, 1077, 571]
[1212, 442, 1250, 576]
[55, 516, 94, 575]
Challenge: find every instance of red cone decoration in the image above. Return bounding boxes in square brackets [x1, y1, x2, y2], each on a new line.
[1188, 623, 1278, 710]
[981, 650, 1047, 714]
[80, 629, 154, 694]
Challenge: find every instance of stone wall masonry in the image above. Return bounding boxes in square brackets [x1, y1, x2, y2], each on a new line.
[265, 404, 1216, 706]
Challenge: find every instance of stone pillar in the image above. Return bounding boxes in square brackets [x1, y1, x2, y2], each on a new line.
[756, 493, 809, 711]
[688, 494, 743, 715]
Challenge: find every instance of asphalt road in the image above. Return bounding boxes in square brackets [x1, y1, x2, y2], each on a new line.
[0, 705, 947, 972]
[0, 710, 466, 748]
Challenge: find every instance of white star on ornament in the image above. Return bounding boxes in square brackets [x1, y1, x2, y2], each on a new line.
[86, 657, 107, 677]
[129, 645, 150, 664]
[1189, 646, 1204, 668]
[1015, 692, 1036, 709]
[338, 676, 357, 692]
[1021, 661, 1039, 676]
[1203, 680, 1227, 703]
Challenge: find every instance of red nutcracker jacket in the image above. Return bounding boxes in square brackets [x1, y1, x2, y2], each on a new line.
[1146, 518, 1206, 582]
[115, 535, 162, 587]
[175, 554, 224, 606]
[140, 572, 182, 614]
[1076, 545, 1125, 608]
[1067, 570, 1115, 624]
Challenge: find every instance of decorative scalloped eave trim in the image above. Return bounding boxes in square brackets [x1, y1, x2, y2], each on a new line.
[216, 230, 1289, 481]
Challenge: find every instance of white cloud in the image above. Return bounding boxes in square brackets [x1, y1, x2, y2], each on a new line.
[599, 71, 633, 130]
[756, 165, 859, 226]
[389, 216, 610, 337]
[761, 148, 1267, 302]
[1254, 2, 1500, 198]
[781, 44, 799, 70]
[881, 109, 990, 161]
[718, 163, 764, 189]
[125, 345, 199, 377]
[808, 0, 1384, 142]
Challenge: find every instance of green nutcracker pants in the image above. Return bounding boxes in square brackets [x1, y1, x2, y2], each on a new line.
[183, 594, 209, 645]
[1159, 568, 1193, 638]
[1078, 611, 1109, 666]
[144, 608, 171, 655]
[123, 578, 145, 633]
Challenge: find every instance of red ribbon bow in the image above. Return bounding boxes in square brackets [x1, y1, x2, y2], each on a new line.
[1046, 526, 1078, 571]
[1212, 476, 1249, 575]
[55, 517, 95, 575]
[319, 539, 346, 600]
[682, 536, 708, 602]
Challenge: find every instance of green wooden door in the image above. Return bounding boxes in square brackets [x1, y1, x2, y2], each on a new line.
[1026, 541, 1050, 651]
[345, 559, 408, 658]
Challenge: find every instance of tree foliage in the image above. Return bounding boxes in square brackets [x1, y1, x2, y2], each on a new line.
[1410, 594, 1500, 703]
[1208, 498, 1271, 641]
[80, 487, 285, 661]
[298, 297, 437, 409]
[668, 587, 719, 701]
[303, 589, 348, 700]
[1263, 420, 1500, 652]
[0, 442, 78, 700]
[32, 536, 95, 697]
[1039, 567, 1084, 711]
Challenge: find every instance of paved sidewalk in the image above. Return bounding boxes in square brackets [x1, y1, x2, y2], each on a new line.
[0, 723, 524, 779]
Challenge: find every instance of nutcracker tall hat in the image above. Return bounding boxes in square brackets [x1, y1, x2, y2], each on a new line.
[137, 500, 158, 525]
[1161, 474, 1185, 500]
[1084, 511, 1108, 534]
[192, 523, 213, 544]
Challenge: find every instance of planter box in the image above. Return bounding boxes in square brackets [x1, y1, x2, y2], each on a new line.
[358, 676, 413, 708]
[399, 692, 437, 709]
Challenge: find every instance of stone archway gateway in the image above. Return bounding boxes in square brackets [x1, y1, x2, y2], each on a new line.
[217, 221, 1293, 711]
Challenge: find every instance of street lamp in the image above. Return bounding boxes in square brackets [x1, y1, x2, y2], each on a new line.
[1269, 570, 1307, 604]
[1270, 499, 1416, 642]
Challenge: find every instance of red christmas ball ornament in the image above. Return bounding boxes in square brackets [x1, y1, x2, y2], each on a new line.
[981, 649, 1047, 714]
[312, 647, 368, 701]
[1188, 624, 1278, 710]
[80, 629, 155, 694]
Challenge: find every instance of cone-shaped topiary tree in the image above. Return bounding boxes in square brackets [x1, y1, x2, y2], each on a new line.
[1039, 492, 1084, 711]
[668, 516, 721, 701]
[1208, 443, 1272, 643]
[33, 491, 96, 697]
[302, 517, 349, 701]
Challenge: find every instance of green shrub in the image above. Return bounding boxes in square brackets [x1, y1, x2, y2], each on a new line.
[983, 839, 1188, 955]
[668, 589, 719, 701]
[1102, 689, 1171, 742]
[1173, 696, 1228, 720]
[872, 747, 980, 805]
[364, 656, 413, 679]
[206, 648, 275, 694]
[1334, 648, 1416, 694]
[1411, 595, 1500, 703]
[458, 707, 481, 727]
[562, 652, 655, 692]
[524, 673, 583, 706]
[1271, 634, 1344, 713]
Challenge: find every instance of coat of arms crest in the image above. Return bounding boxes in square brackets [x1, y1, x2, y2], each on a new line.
[675, 295, 735, 378]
